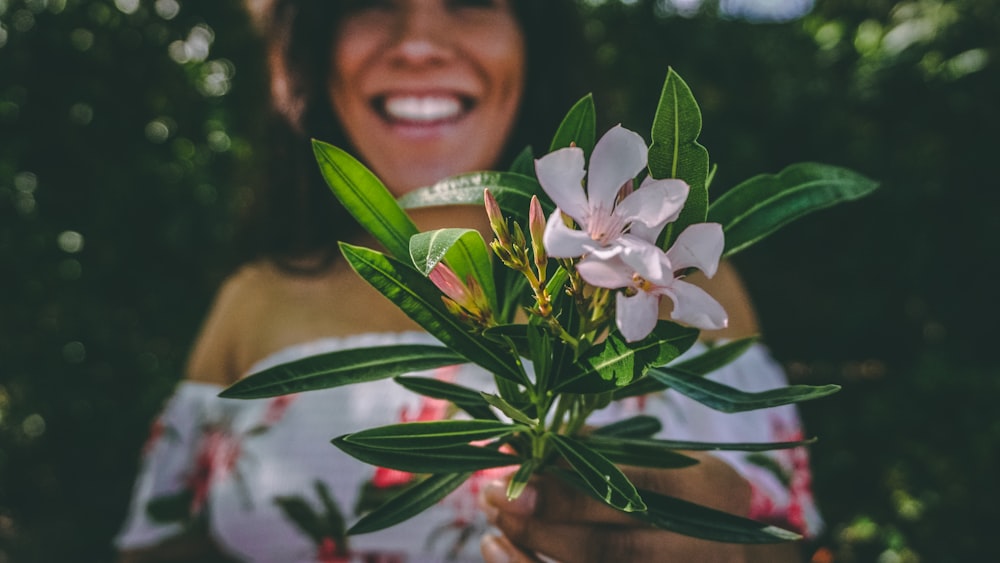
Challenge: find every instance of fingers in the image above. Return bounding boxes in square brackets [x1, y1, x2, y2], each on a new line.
[480, 534, 542, 563]
[481, 473, 640, 526]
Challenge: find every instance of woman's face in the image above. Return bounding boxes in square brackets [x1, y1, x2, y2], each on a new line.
[329, 0, 526, 196]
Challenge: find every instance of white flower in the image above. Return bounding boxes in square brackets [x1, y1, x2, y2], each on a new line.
[576, 223, 728, 342]
[537, 125, 689, 277]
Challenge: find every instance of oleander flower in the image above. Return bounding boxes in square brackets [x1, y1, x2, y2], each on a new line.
[576, 223, 728, 341]
[537, 124, 689, 275]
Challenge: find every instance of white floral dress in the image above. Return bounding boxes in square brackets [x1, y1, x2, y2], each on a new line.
[116, 331, 822, 562]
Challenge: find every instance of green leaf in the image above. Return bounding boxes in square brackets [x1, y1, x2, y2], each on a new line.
[592, 415, 662, 438]
[273, 496, 324, 543]
[649, 366, 840, 413]
[220, 345, 464, 399]
[396, 171, 549, 223]
[549, 434, 646, 513]
[508, 145, 536, 177]
[612, 337, 758, 400]
[348, 472, 472, 535]
[332, 437, 520, 473]
[582, 436, 699, 469]
[480, 392, 536, 426]
[340, 243, 524, 383]
[408, 228, 496, 312]
[708, 162, 879, 257]
[482, 324, 530, 357]
[393, 376, 497, 420]
[586, 434, 816, 453]
[312, 140, 417, 259]
[635, 488, 802, 543]
[343, 420, 525, 450]
[549, 93, 597, 158]
[507, 459, 540, 500]
[648, 68, 710, 247]
[556, 322, 699, 393]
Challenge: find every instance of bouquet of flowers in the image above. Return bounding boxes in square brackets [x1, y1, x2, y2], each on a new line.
[221, 69, 877, 543]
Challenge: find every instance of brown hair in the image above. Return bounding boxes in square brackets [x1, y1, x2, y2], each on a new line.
[236, 0, 594, 272]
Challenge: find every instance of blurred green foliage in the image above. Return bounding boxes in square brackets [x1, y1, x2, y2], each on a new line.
[0, 0, 997, 561]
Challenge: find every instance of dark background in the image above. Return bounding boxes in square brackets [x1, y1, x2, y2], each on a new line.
[1, 0, 997, 561]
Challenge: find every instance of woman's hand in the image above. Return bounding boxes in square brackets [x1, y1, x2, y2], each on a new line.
[478, 453, 803, 563]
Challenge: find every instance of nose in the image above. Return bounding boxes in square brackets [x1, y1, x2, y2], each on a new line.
[387, 3, 452, 66]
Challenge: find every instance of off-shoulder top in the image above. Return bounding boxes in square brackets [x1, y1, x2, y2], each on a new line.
[115, 331, 821, 562]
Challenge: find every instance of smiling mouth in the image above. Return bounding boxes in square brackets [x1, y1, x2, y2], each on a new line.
[374, 94, 475, 125]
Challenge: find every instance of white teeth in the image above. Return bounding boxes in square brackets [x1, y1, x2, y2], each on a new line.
[384, 96, 462, 122]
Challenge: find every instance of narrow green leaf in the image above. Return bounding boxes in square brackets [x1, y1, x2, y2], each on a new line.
[592, 415, 662, 438]
[340, 243, 524, 383]
[612, 337, 758, 400]
[396, 171, 549, 223]
[648, 68, 710, 247]
[549, 93, 597, 158]
[348, 472, 472, 535]
[314, 482, 347, 539]
[480, 392, 536, 426]
[586, 434, 816, 453]
[408, 228, 496, 312]
[708, 162, 879, 257]
[220, 345, 464, 399]
[582, 437, 699, 469]
[482, 324, 529, 357]
[649, 366, 840, 413]
[332, 437, 520, 473]
[507, 459, 540, 500]
[556, 322, 699, 393]
[393, 376, 497, 420]
[273, 496, 324, 543]
[312, 140, 417, 259]
[549, 434, 646, 513]
[635, 488, 802, 543]
[343, 420, 525, 450]
[508, 145, 535, 177]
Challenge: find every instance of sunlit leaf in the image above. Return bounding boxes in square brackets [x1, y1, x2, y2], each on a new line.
[648, 68, 710, 248]
[312, 140, 417, 259]
[556, 322, 699, 393]
[342, 420, 525, 450]
[708, 162, 879, 257]
[549, 434, 646, 513]
[332, 437, 520, 473]
[612, 337, 758, 400]
[396, 171, 549, 222]
[219, 345, 464, 399]
[408, 228, 496, 312]
[340, 243, 524, 384]
[480, 392, 536, 426]
[507, 459, 540, 500]
[649, 366, 840, 413]
[348, 472, 472, 535]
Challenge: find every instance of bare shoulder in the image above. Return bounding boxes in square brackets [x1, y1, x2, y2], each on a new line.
[184, 262, 277, 386]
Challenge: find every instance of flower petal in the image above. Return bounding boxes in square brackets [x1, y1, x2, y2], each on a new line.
[615, 235, 666, 281]
[587, 125, 648, 211]
[661, 279, 728, 331]
[616, 290, 660, 342]
[575, 255, 633, 289]
[664, 223, 724, 278]
[535, 147, 589, 224]
[617, 178, 690, 243]
[542, 210, 597, 258]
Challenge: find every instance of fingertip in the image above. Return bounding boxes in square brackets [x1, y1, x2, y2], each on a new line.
[481, 534, 513, 563]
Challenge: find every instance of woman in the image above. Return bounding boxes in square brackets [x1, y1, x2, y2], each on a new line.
[117, 1, 819, 561]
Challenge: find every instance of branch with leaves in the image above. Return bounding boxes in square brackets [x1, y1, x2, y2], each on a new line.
[221, 69, 877, 543]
